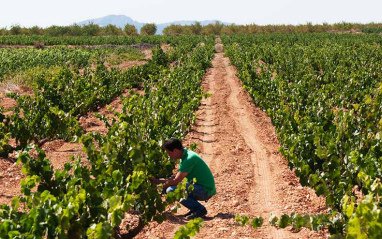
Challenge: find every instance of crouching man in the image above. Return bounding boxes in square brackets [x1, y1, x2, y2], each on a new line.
[149, 138, 216, 219]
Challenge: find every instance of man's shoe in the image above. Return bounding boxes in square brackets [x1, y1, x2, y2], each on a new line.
[182, 210, 194, 217]
[186, 207, 207, 220]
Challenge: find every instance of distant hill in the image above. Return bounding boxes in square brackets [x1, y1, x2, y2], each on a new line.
[76, 15, 232, 35]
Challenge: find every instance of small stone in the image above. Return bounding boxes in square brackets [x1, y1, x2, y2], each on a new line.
[218, 227, 229, 231]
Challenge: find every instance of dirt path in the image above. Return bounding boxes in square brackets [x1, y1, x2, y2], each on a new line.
[137, 43, 328, 238]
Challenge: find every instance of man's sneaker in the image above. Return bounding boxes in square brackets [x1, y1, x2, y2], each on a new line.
[186, 207, 207, 220]
[182, 210, 194, 217]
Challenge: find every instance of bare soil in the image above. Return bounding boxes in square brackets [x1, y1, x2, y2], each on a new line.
[104, 60, 147, 71]
[0, 85, 33, 111]
[0, 43, 329, 238]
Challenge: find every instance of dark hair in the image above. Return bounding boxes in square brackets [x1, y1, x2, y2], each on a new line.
[162, 138, 183, 151]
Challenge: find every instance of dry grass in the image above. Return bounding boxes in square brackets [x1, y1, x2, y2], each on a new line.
[0, 66, 62, 92]
[0, 79, 30, 94]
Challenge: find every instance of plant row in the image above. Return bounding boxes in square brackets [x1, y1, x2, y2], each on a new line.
[222, 33, 382, 237]
[0, 35, 210, 46]
[0, 46, 145, 80]
[0, 37, 215, 238]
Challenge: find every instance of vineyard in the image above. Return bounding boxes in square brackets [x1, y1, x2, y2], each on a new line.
[0, 33, 382, 238]
[222, 33, 382, 237]
[0, 35, 216, 238]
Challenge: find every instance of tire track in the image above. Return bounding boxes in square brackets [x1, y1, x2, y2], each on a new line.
[222, 54, 288, 238]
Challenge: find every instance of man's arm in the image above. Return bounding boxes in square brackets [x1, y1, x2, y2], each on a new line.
[162, 172, 188, 189]
[148, 178, 167, 184]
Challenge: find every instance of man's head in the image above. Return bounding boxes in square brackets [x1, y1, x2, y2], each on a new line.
[162, 138, 184, 159]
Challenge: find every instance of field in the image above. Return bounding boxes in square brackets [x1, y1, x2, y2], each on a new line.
[1, 33, 382, 238]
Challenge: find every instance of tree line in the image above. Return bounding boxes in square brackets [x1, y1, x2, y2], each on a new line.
[0, 23, 157, 36]
[1, 21, 382, 36]
[163, 22, 382, 35]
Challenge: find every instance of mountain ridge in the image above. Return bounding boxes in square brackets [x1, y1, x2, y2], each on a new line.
[76, 14, 232, 34]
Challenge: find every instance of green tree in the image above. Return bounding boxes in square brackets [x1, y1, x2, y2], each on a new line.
[163, 24, 183, 36]
[67, 24, 83, 36]
[123, 24, 138, 36]
[102, 24, 124, 35]
[0, 28, 6, 36]
[45, 25, 69, 36]
[221, 24, 240, 35]
[10, 24, 22, 35]
[201, 21, 224, 35]
[28, 25, 44, 35]
[188, 22, 202, 35]
[82, 23, 101, 36]
[140, 23, 157, 35]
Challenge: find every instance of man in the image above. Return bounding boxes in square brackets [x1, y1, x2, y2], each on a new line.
[149, 138, 216, 219]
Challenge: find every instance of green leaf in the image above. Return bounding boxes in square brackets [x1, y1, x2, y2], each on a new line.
[108, 196, 121, 212]
[278, 214, 291, 228]
[122, 194, 135, 211]
[110, 209, 124, 226]
[269, 213, 279, 226]
[235, 214, 250, 226]
[86, 222, 113, 239]
[8, 231, 21, 237]
[11, 197, 20, 212]
[174, 218, 204, 239]
[112, 170, 122, 184]
[251, 217, 264, 229]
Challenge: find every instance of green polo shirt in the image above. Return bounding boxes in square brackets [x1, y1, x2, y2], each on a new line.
[179, 148, 216, 196]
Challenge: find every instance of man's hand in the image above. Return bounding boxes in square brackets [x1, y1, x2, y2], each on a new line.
[163, 172, 188, 189]
[149, 172, 188, 188]
[149, 177, 164, 185]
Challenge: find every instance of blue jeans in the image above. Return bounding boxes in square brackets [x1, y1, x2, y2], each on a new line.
[166, 183, 211, 211]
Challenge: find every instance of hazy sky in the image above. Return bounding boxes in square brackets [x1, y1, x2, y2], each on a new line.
[1, 0, 381, 28]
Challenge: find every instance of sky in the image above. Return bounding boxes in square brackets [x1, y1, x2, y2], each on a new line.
[1, 0, 381, 28]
